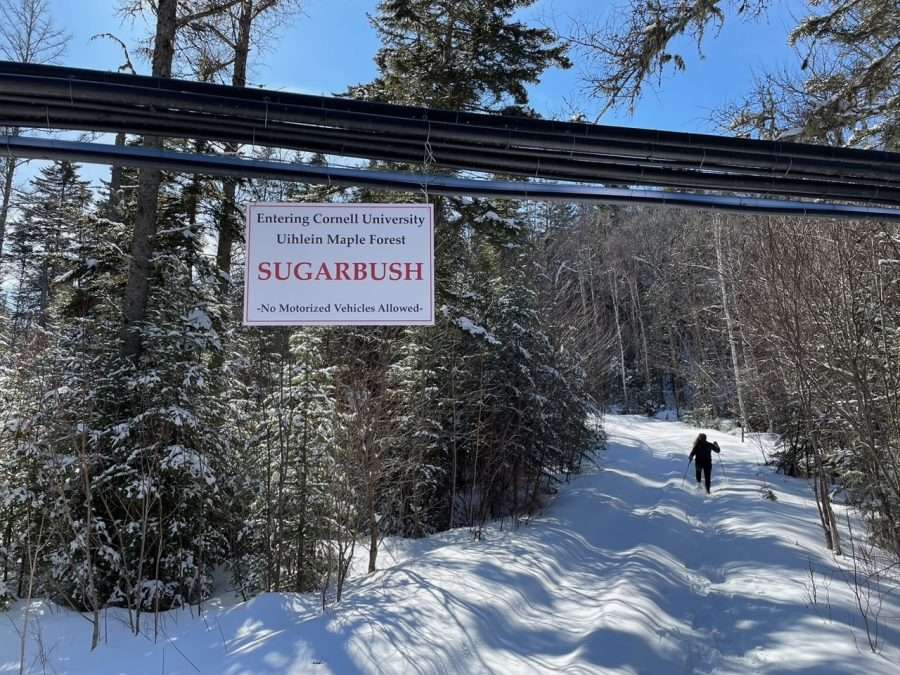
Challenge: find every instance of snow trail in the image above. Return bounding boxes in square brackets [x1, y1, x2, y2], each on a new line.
[2, 415, 898, 674]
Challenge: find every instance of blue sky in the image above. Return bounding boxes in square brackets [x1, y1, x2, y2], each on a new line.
[48, 0, 809, 133]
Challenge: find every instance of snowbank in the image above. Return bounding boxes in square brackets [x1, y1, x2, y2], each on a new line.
[1, 415, 898, 674]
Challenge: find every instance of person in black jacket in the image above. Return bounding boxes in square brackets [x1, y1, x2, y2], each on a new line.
[689, 433, 720, 494]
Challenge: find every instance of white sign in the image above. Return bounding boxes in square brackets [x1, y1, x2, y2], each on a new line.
[243, 203, 434, 326]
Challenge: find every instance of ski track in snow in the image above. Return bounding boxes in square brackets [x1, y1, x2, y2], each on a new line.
[2, 415, 899, 674]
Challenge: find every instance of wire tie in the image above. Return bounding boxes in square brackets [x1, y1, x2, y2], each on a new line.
[424, 121, 435, 167]
[699, 149, 706, 170]
[783, 158, 793, 178]
[264, 97, 269, 129]
[68, 77, 74, 105]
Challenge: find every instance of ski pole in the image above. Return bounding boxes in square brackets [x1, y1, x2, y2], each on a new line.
[681, 459, 691, 487]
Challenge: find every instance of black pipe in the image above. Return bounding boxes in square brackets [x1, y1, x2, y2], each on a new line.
[5, 105, 900, 205]
[3, 71, 900, 183]
[4, 60, 899, 168]
[5, 94, 898, 189]
[4, 135, 900, 222]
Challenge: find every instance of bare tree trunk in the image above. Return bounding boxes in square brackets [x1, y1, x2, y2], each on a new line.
[609, 271, 627, 410]
[629, 275, 651, 398]
[105, 132, 127, 220]
[215, 0, 253, 286]
[714, 218, 748, 431]
[813, 443, 842, 556]
[367, 479, 378, 574]
[0, 155, 16, 264]
[120, 0, 177, 361]
[668, 327, 680, 417]
[18, 516, 45, 675]
[76, 431, 101, 650]
[449, 348, 459, 529]
[295, 407, 309, 592]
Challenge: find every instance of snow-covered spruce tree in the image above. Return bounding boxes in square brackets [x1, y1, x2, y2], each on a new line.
[5, 162, 90, 324]
[223, 171, 351, 596]
[458, 199, 597, 528]
[0, 304, 13, 609]
[383, 326, 445, 537]
[0, 160, 128, 646]
[61, 170, 238, 630]
[0, 0, 70, 266]
[228, 326, 338, 596]
[338, 0, 598, 542]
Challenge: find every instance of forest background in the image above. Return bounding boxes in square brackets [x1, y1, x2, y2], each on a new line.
[0, 0, 897, 652]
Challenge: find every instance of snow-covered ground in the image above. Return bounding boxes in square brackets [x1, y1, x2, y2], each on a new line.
[2, 415, 899, 674]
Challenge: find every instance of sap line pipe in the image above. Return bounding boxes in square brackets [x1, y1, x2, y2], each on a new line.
[5, 95, 899, 192]
[12, 75, 900, 182]
[7, 111, 900, 206]
[4, 135, 900, 223]
[10, 73, 900, 179]
[7, 107, 900, 206]
[5, 60, 900, 170]
[7, 93, 897, 202]
[4, 73, 900, 182]
[6, 93, 876, 184]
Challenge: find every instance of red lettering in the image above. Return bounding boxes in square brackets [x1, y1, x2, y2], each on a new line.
[315, 262, 333, 281]
[274, 262, 290, 281]
[254, 261, 426, 281]
[404, 262, 423, 281]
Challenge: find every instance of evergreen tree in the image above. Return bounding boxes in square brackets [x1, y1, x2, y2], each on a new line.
[350, 0, 570, 110]
[336, 0, 597, 545]
[6, 161, 90, 325]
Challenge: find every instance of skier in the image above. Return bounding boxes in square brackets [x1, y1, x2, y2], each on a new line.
[689, 433, 720, 494]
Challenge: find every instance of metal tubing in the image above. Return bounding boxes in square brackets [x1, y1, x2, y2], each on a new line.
[3, 70, 900, 182]
[4, 60, 898, 169]
[4, 104, 900, 204]
[4, 135, 900, 222]
[4, 96, 898, 186]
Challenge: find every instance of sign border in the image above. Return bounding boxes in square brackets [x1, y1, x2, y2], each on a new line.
[242, 202, 435, 326]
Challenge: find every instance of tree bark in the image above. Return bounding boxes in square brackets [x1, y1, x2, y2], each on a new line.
[215, 0, 253, 286]
[0, 154, 16, 266]
[120, 0, 177, 361]
[714, 218, 748, 432]
[610, 271, 628, 410]
[629, 275, 651, 397]
[105, 132, 127, 220]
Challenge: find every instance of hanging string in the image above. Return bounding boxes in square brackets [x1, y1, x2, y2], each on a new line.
[421, 120, 436, 204]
